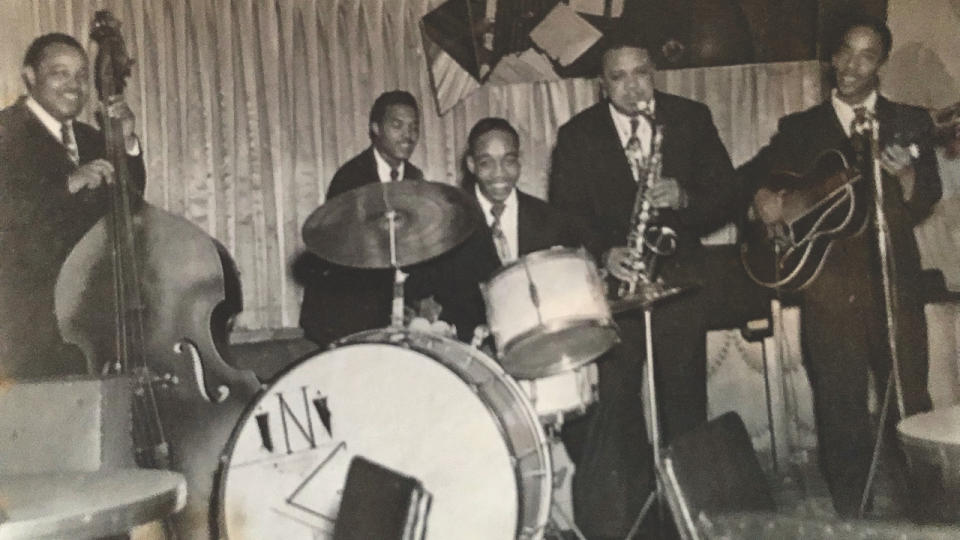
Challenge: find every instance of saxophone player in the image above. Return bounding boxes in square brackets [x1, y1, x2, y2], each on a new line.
[550, 34, 740, 539]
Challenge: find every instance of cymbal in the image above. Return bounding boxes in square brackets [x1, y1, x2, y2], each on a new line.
[302, 181, 480, 268]
[609, 281, 699, 314]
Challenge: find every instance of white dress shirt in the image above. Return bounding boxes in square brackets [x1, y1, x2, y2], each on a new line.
[831, 89, 878, 137]
[475, 185, 519, 263]
[373, 147, 406, 183]
[609, 101, 653, 157]
[25, 96, 72, 144]
[25, 95, 141, 156]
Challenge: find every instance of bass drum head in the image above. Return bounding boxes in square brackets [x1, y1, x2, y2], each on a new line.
[219, 329, 550, 540]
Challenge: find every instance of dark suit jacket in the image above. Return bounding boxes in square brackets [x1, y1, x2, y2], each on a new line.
[417, 188, 587, 341]
[0, 97, 146, 379]
[298, 147, 425, 346]
[740, 96, 941, 228]
[549, 92, 739, 279]
[738, 96, 941, 401]
[326, 146, 424, 199]
[738, 97, 941, 299]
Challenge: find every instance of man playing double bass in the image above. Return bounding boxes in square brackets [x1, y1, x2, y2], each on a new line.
[0, 33, 145, 380]
[739, 15, 941, 517]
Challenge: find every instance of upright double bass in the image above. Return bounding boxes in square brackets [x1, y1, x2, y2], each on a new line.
[55, 10, 260, 538]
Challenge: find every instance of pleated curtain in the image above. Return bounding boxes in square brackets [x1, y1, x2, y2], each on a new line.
[0, 0, 823, 330]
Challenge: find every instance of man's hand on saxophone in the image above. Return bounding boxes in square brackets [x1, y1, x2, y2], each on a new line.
[604, 246, 641, 282]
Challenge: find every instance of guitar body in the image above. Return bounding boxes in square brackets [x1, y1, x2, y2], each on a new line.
[741, 150, 868, 291]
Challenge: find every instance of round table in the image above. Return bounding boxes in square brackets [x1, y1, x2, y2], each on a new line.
[0, 469, 186, 539]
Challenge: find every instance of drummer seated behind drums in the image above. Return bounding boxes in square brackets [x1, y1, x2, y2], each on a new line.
[297, 90, 427, 347]
[412, 117, 592, 344]
[0, 32, 144, 379]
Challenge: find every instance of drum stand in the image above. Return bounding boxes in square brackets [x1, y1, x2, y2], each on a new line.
[385, 209, 408, 328]
[541, 421, 589, 540]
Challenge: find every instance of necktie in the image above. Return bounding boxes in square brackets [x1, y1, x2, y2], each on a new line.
[851, 106, 874, 135]
[850, 106, 874, 160]
[625, 116, 644, 181]
[62, 122, 79, 165]
[490, 202, 511, 263]
[390, 167, 399, 182]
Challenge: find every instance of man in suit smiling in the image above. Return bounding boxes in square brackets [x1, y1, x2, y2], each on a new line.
[421, 117, 588, 341]
[0, 32, 144, 379]
[549, 34, 739, 538]
[740, 15, 941, 517]
[299, 91, 426, 346]
[325, 90, 424, 198]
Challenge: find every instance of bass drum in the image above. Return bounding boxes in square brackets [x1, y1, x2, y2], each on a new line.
[218, 329, 552, 540]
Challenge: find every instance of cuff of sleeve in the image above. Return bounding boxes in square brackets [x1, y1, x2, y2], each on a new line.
[125, 135, 141, 156]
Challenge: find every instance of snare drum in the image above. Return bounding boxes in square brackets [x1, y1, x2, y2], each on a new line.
[518, 363, 598, 425]
[482, 247, 619, 379]
[218, 329, 552, 540]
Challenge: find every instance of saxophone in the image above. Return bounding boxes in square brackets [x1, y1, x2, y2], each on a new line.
[616, 113, 678, 298]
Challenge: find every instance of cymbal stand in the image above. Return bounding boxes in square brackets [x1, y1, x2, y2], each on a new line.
[386, 209, 408, 328]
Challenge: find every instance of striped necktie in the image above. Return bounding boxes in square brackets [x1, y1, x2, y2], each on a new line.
[490, 202, 511, 263]
[61, 121, 79, 165]
[625, 117, 644, 181]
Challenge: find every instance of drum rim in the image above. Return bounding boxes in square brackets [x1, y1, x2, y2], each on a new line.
[215, 347, 311, 538]
[498, 318, 620, 379]
[483, 245, 594, 285]
[216, 328, 553, 540]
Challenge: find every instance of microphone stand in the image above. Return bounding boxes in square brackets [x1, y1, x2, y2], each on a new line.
[858, 118, 907, 517]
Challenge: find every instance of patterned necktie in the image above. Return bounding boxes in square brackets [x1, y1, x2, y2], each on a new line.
[625, 116, 644, 181]
[62, 121, 79, 165]
[490, 202, 511, 263]
[850, 106, 874, 160]
[390, 167, 399, 182]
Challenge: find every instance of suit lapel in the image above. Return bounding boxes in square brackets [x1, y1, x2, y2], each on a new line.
[361, 147, 380, 184]
[813, 101, 857, 160]
[517, 193, 534, 255]
[15, 101, 76, 178]
[586, 104, 640, 226]
[875, 96, 910, 147]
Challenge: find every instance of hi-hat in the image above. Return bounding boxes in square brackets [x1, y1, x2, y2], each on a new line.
[302, 181, 480, 268]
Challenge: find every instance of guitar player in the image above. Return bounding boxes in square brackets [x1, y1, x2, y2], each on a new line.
[738, 15, 942, 518]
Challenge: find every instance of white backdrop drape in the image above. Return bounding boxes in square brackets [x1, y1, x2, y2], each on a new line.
[0, 0, 825, 331]
[1, 0, 834, 460]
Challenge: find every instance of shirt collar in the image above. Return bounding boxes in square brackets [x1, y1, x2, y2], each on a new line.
[25, 96, 70, 142]
[372, 146, 405, 183]
[608, 100, 655, 145]
[831, 89, 878, 136]
[831, 89, 877, 113]
[474, 184, 517, 220]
